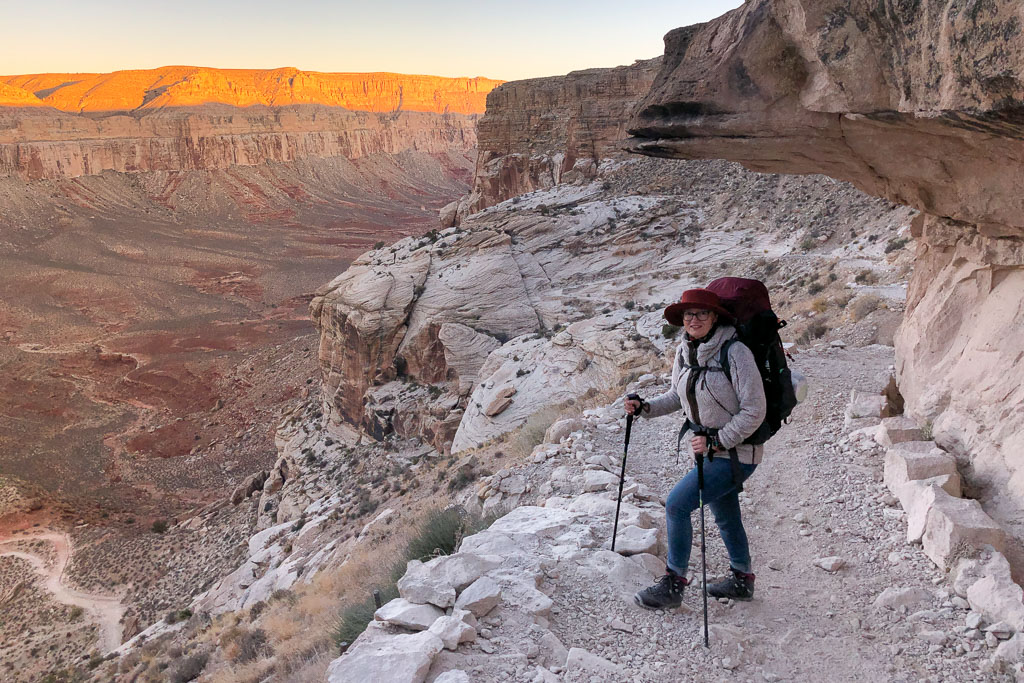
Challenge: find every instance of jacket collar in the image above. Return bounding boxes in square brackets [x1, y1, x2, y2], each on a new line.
[681, 324, 737, 366]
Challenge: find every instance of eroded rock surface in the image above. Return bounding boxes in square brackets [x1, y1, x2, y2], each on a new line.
[627, 0, 1024, 526]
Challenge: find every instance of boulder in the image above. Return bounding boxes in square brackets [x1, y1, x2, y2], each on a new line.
[373, 598, 444, 631]
[993, 634, 1024, 664]
[846, 391, 887, 419]
[565, 647, 624, 678]
[921, 492, 1006, 569]
[454, 576, 502, 617]
[966, 552, 1024, 632]
[485, 506, 579, 539]
[898, 478, 960, 543]
[398, 553, 502, 608]
[500, 579, 553, 620]
[230, 470, 269, 505]
[438, 322, 502, 395]
[427, 613, 477, 650]
[875, 417, 924, 448]
[873, 586, 933, 612]
[612, 525, 659, 556]
[884, 443, 959, 494]
[554, 493, 653, 528]
[952, 556, 987, 598]
[538, 631, 569, 669]
[584, 469, 618, 492]
[326, 630, 444, 683]
[544, 418, 584, 444]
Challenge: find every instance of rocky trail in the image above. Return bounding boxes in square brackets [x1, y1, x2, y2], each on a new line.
[0, 531, 124, 653]
[333, 343, 1012, 682]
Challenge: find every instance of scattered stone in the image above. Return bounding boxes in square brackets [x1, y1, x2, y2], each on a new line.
[565, 647, 624, 678]
[984, 621, 1014, 640]
[873, 586, 933, 612]
[813, 556, 845, 572]
[610, 619, 634, 633]
[434, 671, 471, 683]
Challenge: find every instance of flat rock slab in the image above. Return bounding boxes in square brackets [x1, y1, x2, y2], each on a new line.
[884, 444, 958, 494]
[898, 476, 961, 543]
[374, 598, 445, 631]
[326, 630, 444, 683]
[613, 525, 659, 556]
[875, 416, 923, 448]
[565, 647, 624, 678]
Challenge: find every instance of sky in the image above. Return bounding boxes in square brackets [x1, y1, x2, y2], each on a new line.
[0, 0, 744, 80]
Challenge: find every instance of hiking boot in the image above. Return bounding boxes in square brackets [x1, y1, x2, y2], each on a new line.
[707, 569, 755, 601]
[634, 573, 687, 610]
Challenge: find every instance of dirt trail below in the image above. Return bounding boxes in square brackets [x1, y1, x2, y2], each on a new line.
[0, 531, 124, 653]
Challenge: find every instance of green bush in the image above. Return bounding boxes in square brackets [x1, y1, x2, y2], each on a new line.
[151, 520, 169, 534]
[884, 237, 909, 253]
[662, 323, 680, 339]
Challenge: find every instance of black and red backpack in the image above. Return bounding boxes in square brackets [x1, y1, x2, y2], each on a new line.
[706, 277, 798, 445]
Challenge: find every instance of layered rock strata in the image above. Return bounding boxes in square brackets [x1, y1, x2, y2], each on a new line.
[626, 1, 1024, 514]
[0, 105, 479, 180]
[446, 59, 660, 221]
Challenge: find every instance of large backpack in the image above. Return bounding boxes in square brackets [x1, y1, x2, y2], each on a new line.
[706, 277, 798, 445]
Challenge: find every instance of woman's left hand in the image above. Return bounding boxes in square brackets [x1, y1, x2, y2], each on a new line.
[691, 435, 709, 454]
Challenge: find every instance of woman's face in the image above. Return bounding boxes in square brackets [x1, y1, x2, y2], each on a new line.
[683, 309, 717, 340]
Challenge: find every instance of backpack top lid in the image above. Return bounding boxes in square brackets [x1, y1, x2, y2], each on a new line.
[705, 277, 772, 324]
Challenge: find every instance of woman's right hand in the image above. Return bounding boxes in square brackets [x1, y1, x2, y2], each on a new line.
[624, 397, 643, 415]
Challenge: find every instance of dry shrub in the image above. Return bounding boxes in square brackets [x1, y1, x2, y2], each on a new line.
[205, 658, 277, 683]
[167, 652, 208, 683]
[505, 406, 563, 459]
[849, 294, 882, 322]
[811, 298, 828, 313]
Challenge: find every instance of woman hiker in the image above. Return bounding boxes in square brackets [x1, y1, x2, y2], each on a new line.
[625, 288, 767, 610]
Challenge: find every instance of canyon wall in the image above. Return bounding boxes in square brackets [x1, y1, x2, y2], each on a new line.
[1, 67, 501, 114]
[446, 58, 661, 220]
[626, 1, 1024, 507]
[0, 106, 479, 181]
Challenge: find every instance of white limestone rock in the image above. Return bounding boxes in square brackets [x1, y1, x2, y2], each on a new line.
[565, 647, 624, 678]
[884, 442, 959, 494]
[873, 586, 933, 611]
[427, 612, 477, 650]
[398, 552, 503, 608]
[613, 525, 659, 556]
[813, 556, 846, 572]
[374, 598, 444, 631]
[875, 416, 924, 447]
[846, 390, 887, 419]
[584, 469, 618, 492]
[438, 322, 502, 395]
[921, 492, 1006, 569]
[454, 576, 502, 617]
[326, 629, 444, 683]
[898, 478, 960, 544]
[966, 552, 1024, 632]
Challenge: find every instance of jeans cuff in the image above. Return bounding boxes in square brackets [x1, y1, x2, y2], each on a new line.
[730, 562, 752, 574]
[666, 562, 687, 577]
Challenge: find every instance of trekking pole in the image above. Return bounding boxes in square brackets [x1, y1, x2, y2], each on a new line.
[696, 444, 710, 648]
[612, 394, 640, 552]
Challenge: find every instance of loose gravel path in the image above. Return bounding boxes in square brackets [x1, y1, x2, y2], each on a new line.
[543, 344, 1004, 682]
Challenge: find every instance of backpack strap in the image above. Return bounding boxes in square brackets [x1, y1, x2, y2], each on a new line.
[716, 338, 745, 492]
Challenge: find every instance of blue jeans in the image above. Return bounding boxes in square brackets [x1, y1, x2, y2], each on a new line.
[665, 455, 757, 576]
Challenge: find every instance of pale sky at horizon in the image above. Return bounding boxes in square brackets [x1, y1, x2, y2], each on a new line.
[1, 1, 744, 80]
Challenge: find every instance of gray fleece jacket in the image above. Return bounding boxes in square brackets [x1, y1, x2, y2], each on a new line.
[642, 324, 767, 464]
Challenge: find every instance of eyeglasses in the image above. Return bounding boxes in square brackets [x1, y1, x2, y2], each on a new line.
[683, 310, 714, 321]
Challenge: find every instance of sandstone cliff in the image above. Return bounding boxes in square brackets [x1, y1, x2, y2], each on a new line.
[444, 59, 661, 222]
[2, 67, 502, 115]
[0, 105, 478, 181]
[626, 1, 1024, 520]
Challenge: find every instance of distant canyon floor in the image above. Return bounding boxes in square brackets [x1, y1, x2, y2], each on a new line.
[0, 151, 472, 525]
